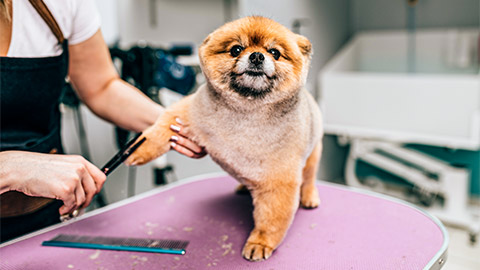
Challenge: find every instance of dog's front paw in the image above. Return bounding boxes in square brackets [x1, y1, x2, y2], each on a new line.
[125, 138, 163, 166]
[300, 185, 320, 209]
[242, 242, 273, 262]
[125, 128, 172, 166]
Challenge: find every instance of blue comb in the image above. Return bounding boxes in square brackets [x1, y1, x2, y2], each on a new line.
[42, 234, 189, 255]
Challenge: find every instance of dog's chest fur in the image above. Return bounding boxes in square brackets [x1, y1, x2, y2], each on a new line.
[187, 84, 321, 182]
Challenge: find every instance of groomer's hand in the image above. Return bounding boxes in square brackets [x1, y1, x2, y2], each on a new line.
[0, 151, 106, 215]
[169, 118, 207, 159]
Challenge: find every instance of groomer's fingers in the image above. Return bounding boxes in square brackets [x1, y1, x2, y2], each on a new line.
[170, 134, 206, 156]
[170, 141, 206, 159]
[172, 118, 198, 141]
[80, 172, 97, 208]
[73, 155, 106, 191]
[59, 205, 74, 216]
[58, 189, 77, 215]
[58, 156, 99, 214]
[74, 181, 86, 211]
[170, 120, 207, 159]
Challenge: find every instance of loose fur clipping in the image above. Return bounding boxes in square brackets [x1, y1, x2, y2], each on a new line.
[127, 16, 323, 262]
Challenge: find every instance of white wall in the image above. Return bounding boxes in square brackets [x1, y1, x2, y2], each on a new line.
[94, 0, 119, 45]
[350, 0, 479, 32]
[116, 0, 227, 48]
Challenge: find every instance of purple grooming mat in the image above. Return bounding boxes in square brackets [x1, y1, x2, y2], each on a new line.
[0, 174, 447, 269]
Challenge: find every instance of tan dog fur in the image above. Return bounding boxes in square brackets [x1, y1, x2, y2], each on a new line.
[126, 16, 323, 261]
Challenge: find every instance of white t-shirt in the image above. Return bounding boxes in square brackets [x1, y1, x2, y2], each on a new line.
[7, 0, 101, 57]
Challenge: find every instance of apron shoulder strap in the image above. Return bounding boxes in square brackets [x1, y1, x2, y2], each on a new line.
[28, 0, 64, 44]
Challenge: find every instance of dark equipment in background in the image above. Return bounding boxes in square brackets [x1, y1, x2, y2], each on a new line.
[109, 43, 196, 103]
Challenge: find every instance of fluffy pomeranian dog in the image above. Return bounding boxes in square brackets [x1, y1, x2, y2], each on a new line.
[126, 16, 323, 261]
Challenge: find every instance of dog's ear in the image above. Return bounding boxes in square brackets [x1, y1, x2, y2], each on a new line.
[202, 34, 211, 47]
[198, 34, 212, 70]
[296, 34, 312, 58]
[198, 34, 211, 61]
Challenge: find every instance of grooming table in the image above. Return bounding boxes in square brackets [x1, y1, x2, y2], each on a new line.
[0, 174, 448, 270]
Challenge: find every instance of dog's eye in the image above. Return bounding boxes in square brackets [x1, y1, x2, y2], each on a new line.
[268, 49, 281, 60]
[230, 45, 244, 57]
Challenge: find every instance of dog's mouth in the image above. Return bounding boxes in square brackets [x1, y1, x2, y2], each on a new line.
[244, 71, 266, 77]
[235, 68, 274, 80]
[229, 71, 276, 99]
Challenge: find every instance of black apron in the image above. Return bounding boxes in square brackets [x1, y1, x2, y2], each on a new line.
[0, 1, 69, 242]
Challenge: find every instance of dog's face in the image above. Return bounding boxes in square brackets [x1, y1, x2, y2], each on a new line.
[199, 16, 312, 105]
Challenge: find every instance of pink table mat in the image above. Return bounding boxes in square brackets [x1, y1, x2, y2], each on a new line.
[0, 175, 447, 269]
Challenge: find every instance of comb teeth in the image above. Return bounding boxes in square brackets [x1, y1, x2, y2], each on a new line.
[47, 234, 189, 252]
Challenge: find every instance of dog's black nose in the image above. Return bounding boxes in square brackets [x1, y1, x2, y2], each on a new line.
[249, 52, 265, 65]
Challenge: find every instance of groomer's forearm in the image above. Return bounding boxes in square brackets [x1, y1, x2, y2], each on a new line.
[0, 152, 15, 194]
[85, 78, 164, 132]
[68, 30, 163, 132]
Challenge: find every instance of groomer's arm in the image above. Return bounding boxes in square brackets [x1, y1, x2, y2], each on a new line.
[68, 30, 205, 157]
[68, 30, 161, 132]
